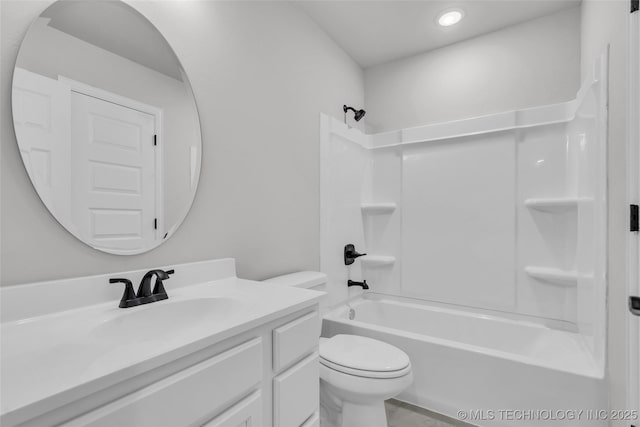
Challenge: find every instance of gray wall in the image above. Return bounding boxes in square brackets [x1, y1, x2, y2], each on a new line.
[363, 6, 581, 132]
[580, 1, 629, 425]
[0, 0, 364, 285]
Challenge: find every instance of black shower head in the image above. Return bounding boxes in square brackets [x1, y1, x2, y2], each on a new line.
[343, 105, 367, 122]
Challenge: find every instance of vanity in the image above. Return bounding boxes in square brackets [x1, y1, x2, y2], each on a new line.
[0, 259, 323, 427]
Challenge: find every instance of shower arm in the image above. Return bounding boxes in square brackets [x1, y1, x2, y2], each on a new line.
[343, 105, 362, 124]
[343, 106, 356, 124]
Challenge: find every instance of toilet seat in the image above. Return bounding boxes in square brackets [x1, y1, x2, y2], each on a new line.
[320, 357, 412, 379]
[320, 335, 411, 379]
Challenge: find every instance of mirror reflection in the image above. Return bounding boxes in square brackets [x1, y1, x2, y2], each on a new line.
[12, 0, 201, 255]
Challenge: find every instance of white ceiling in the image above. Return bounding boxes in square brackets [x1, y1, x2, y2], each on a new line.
[296, 0, 581, 68]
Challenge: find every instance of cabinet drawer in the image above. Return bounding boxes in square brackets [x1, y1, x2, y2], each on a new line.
[301, 412, 320, 427]
[273, 353, 319, 427]
[62, 338, 262, 427]
[201, 391, 262, 427]
[272, 311, 319, 371]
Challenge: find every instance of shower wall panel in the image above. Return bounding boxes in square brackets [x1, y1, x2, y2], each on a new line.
[401, 133, 517, 311]
[319, 114, 372, 309]
[516, 123, 577, 323]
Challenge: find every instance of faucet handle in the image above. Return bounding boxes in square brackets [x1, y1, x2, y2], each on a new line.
[152, 269, 174, 280]
[344, 244, 367, 265]
[152, 269, 173, 298]
[110, 278, 137, 308]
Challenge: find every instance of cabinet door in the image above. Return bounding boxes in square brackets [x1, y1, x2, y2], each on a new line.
[272, 311, 319, 372]
[273, 353, 319, 427]
[62, 339, 262, 427]
[201, 392, 262, 427]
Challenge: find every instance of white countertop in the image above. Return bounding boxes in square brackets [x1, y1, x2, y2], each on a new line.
[1, 276, 322, 423]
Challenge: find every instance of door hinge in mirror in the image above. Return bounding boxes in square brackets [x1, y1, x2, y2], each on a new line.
[629, 296, 640, 316]
[153, 134, 157, 146]
[631, 204, 639, 232]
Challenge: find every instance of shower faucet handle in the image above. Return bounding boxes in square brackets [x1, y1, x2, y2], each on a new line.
[344, 244, 367, 265]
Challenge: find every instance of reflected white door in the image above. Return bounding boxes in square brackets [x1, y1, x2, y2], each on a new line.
[70, 92, 157, 254]
[12, 68, 71, 224]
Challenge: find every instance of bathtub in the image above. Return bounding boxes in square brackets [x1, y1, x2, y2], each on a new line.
[321, 294, 608, 427]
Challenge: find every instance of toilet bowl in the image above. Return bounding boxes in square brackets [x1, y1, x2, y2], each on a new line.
[263, 272, 413, 427]
[319, 335, 413, 427]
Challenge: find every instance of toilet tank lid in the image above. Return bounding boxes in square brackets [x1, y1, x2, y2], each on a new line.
[263, 271, 327, 289]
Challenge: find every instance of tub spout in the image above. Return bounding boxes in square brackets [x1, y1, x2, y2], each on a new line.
[348, 279, 369, 290]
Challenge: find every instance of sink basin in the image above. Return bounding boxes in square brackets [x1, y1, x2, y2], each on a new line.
[94, 297, 242, 345]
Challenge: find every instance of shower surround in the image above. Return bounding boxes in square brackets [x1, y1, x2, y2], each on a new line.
[319, 52, 608, 425]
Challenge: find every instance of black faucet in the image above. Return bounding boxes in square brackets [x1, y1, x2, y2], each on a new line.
[348, 279, 369, 290]
[344, 244, 367, 265]
[110, 269, 174, 308]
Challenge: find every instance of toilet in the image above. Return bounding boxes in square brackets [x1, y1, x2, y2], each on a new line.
[264, 272, 413, 427]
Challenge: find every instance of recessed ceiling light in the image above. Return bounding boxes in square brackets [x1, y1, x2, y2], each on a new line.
[438, 9, 464, 27]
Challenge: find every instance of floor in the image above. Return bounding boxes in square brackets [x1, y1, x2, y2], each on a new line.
[385, 400, 477, 427]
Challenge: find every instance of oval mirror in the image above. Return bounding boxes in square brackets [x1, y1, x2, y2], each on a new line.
[12, 0, 201, 255]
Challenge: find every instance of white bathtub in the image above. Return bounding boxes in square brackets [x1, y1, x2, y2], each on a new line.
[321, 294, 607, 427]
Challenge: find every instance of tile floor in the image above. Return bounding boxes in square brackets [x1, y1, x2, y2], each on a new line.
[385, 400, 477, 427]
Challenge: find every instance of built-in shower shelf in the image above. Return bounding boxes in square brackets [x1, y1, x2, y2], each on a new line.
[524, 266, 580, 287]
[361, 255, 396, 267]
[361, 203, 397, 215]
[524, 197, 592, 213]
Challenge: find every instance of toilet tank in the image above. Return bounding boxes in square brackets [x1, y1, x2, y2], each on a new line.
[263, 271, 328, 317]
[263, 271, 327, 292]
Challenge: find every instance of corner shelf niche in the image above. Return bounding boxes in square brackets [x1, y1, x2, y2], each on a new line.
[361, 202, 397, 215]
[524, 197, 592, 213]
[524, 266, 581, 287]
[360, 255, 396, 268]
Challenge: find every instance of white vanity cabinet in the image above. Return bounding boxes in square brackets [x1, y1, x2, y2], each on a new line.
[273, 354, 320, 427]
[12, 307, 320, 427]
[61, 339, 264, 427]
[272, 311, 321, 427]
[1, 259, 323, 427]
[201, 391, 263, 427]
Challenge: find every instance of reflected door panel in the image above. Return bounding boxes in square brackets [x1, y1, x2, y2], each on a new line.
[70, 92, 157, 254]
[12, 68, 71, 225]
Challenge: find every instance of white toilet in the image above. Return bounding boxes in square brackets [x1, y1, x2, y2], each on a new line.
[264, 272, 413, 427]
